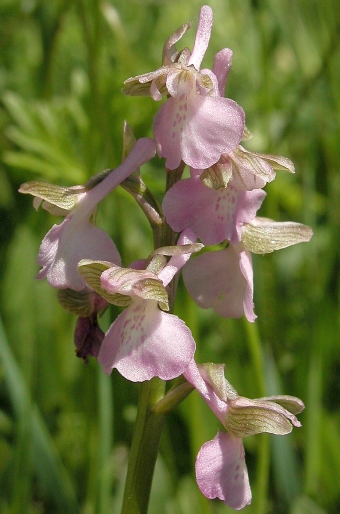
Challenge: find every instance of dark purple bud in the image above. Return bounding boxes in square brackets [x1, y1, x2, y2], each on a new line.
[74, 313, 105, 362]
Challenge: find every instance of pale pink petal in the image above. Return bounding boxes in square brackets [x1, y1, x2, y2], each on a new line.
[163, 178, 262, 246]
[163, 178, 238, 245]
[77, 137, 156, 215]
[188, 5, 213, 69]
[163, 23, 191, 65]
[234, 188, 266, 242]
[150, 80, 163, 101]
[98, 299, 195, 381]
[182, 247, 248, 319]
[195, 431, 251, 510]
[153, 93, 245, 170]
[212, 48, 233, 96]
[239, 249, 256, 322]
[37, 218, 120, 291]
[177, 228, 197, 246]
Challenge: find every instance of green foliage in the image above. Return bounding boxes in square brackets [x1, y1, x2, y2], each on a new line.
[0, 0, 339, 512]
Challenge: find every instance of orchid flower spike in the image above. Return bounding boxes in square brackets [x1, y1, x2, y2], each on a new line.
[19, 138, 156, 291]
[184, 360, 304, 509]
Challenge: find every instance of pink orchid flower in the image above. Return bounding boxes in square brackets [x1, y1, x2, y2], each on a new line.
[123, 5, 245, 170]
[182, 217, 312, 322]
[184, 361, 304, 509]
[19, 138, 156, 291]
[77, 230, 201, 382]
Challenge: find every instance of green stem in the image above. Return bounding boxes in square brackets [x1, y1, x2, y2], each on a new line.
[121, 378, 166, 514]
[243, 319, 270, 514]
[120, 163, 185, 513]
[243, 319, 265, 396]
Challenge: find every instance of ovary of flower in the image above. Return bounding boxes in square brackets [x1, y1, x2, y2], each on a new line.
[19, 138, 156, 291]
[183, 360, 304, 509]
[123, 5, 245, 170]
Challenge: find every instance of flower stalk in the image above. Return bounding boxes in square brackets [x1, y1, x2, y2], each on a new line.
[121, 377, 166, 514]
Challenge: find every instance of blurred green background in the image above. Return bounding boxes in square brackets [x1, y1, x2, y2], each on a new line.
[0, 0, 339, 513]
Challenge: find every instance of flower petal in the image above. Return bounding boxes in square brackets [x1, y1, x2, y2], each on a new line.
[37, 218, 121, 290]
[98, 299, 195, 381]
[188, 5, 213, 70]
[162, 22, 191, 65]
[153, 93, 244, 170]
[183, 247, 252, 320]
[195, 431, 251, 510]
[19, 181, 85, 212]
[77, 260, 131, 307]
[239, 248, 256, 322]
[163, 178, 264, 246]
[225, 396, 303, 437]
[230, 145, 276, 190]
[212, 48, 233, 97]
[262, 395, 305, 415]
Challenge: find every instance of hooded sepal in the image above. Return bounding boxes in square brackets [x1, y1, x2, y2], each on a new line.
[198, 362, 238, 401]
[19, 181, 85, 215]
[100, 265, 169, 311]
[77, 260, 131, 307]
[199, 159, 232, 190]
[57, 287, 107, 317]
[224, 395, 303, 437]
